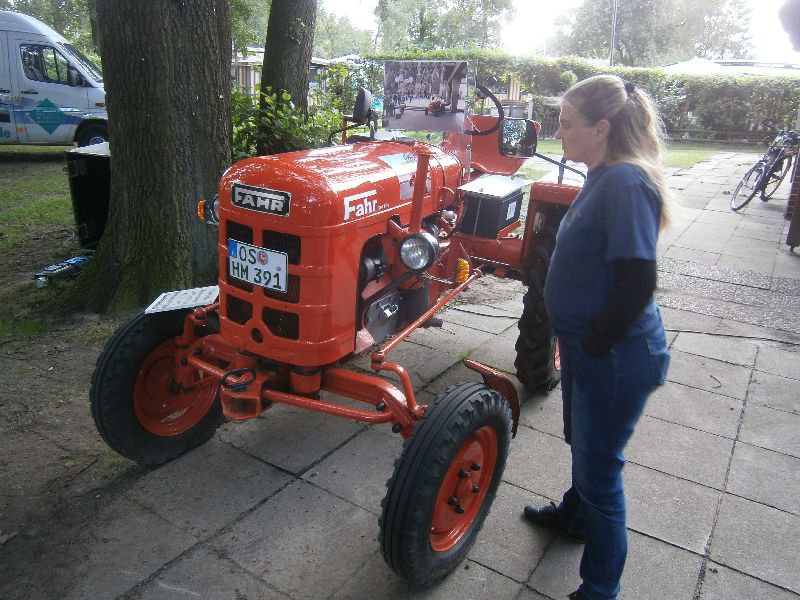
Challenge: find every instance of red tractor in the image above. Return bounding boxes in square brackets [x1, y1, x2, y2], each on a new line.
[425, 96, 447, 116]
[90, 85, 581, 585]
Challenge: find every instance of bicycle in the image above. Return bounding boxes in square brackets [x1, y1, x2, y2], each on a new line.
[730, 120, 800, 212]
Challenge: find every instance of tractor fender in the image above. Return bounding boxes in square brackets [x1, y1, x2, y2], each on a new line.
[462, 359, 520, 437]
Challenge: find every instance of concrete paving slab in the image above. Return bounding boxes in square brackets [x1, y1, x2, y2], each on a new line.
[728, 441, 800, 515]
[407, 321, 496, 354]
[137, 547, 290, 600]
[469, 333, 518, 373]
[63, 497, 197, 600]
[216, 404, 365, 475]
[329, 551, 524, 599]
[440, 304, 520, 334]
[469, 483, 553, 583]
[503, 426, 572, 504]
[664, 350, 751, 400]
[625, 463, 719, 553]
[646, 381, 741, 439]
[698, 561, 800, 600]
[711, 493, 800, 593]
[301, 428, 403, 514]
[739, 403, 800, 458]
[126, 440, 292, 538]
[529, 530, 703, 600]
[517, 588, 553, 600]
[717, 252, 775, 275]
[519, 390, 564, 439]
[660, 306, 723, 333]
[754, 343, 800, 379]
[627, 416, 734, 490]
[748, 370, 800, 414]
[671, 331, 758, 366]
[663, 245, 720, 265]
[213, 480, 378, 600]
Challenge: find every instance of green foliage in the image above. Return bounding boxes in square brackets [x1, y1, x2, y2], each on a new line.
[549, 0, 752, 67]
[230, 0, 270, 53]
[375, 0, 513, 52]
[314, 5, 374, 58]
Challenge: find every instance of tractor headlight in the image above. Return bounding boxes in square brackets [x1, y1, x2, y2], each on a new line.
[197, 194, 220, 225]
[398, 232, 439, 271]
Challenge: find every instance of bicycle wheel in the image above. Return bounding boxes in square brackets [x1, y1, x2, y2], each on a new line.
[763, 156, 792, 199]
[730, 163, 765, 211]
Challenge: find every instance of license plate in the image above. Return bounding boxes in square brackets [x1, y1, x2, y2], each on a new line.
[228, 239, 288, 292]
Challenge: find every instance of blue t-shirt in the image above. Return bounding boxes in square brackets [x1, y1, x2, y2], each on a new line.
[544, 163, 662, 339]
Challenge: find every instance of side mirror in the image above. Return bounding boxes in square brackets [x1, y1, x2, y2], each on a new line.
[350, 87, 373, 125]
[501, 118, 539, 158]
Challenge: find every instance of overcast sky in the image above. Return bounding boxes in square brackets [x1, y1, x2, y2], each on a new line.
[322, 0, 799, 63]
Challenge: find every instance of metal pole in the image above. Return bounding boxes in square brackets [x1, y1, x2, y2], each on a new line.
[610, 0, 618, 66]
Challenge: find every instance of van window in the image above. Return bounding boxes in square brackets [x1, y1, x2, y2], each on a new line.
[20, 44, 74, 85]
[62, 44, 102, 83]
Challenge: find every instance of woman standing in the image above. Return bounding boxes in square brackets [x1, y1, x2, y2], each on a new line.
[522, 75, 671, 600]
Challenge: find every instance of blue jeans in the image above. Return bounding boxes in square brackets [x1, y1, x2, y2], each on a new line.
[556, 325, 670, 600]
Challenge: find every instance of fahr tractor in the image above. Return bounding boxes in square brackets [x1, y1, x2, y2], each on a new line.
[90, 84, 582, 585]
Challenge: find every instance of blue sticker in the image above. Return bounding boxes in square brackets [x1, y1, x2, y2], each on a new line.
[228, 240, 238, 257]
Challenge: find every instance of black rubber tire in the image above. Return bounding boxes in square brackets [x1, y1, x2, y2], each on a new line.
[515, 206, 565, 392]
[379, 382, 512, 586]
[90, 310, 223, 466]
[730, 163, 765, 211]
[76, 122, 108, 147]
[763, 156, 792, 199]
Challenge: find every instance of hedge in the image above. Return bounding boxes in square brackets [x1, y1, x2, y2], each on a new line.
[365, 50, 800, 142]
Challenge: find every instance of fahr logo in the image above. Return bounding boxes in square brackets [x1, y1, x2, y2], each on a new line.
[232, 183, 291, 217]
[344, 189, 380, 221]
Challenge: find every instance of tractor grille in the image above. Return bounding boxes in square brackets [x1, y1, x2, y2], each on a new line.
[226, 221, 254, 292]
[224, 220, 302, 336]
[227, 294, 253, 325]
[263, 307, 299, 339]
[263, 230, 301, 264]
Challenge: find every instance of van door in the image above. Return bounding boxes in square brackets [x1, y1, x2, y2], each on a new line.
[0, 31, 19, 143]
[9, 36, 86, 144]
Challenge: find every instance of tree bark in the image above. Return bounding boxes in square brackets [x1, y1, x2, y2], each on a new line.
[77, 0, 231, 313]
[257, 0, 317, 154]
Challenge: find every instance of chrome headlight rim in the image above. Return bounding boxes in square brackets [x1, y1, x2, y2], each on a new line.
[398, 231, 439, 271]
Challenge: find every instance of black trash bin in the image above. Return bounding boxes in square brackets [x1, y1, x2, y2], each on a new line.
[66, 142, 110, 249]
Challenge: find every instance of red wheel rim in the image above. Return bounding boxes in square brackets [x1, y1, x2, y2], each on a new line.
[553, 338, 561, 372]
[133, 339, 217, 437]
[430, 426, 498, 552]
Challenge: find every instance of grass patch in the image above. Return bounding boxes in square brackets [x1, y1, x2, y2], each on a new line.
[0, 318, 47, 338]
[0, 154, 73, 250]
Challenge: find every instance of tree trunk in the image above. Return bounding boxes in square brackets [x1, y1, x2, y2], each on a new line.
[78, 0, 231, 314]
[257, 0, 317, 154]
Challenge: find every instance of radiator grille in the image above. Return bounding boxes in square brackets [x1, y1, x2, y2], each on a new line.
[226, 294, 253, 325]
[263, 230, 301, 264]
[264, 274, 300, 303]
[263, 307, 299, 340]
[226, 221, 254, 292]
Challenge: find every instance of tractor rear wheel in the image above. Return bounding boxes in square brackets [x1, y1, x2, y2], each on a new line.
[90, 310, 223, 466]
[515, 208, 564, 392]
[379, 382, 512, 585]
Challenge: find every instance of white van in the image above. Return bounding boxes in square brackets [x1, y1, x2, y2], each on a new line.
[0, 11, 107, 146]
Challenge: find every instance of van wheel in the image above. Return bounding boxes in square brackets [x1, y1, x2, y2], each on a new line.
[77, 123, 108, 147]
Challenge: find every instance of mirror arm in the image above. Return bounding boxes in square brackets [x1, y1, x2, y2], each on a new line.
[533, 152, 587, 180]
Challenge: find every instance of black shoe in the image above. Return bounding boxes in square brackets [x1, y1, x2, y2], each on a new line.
[568, 591, 591, 600]
[522, 501, 586, 543]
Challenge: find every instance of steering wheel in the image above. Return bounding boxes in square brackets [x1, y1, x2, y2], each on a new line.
[463, 83, 504, 137]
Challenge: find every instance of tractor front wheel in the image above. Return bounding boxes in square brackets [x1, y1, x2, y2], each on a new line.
[90, 310, 223, 466]
[379, 382, 512, 585]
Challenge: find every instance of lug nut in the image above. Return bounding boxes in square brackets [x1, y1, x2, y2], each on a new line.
[455, 505, 465, 514]
[471, 463, 481, 471]
[375, 402, 386, 412]
[458, 469, 469, 478]
[448, 496, 458, 506]
[472, 484, 479, 493]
